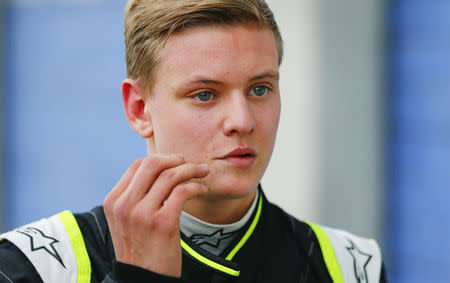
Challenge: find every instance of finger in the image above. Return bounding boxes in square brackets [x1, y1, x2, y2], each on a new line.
[161, 182, 209, 218]
[117, 154, 185, 209]
[144, 163, 210, 210]
[104, 158, 144, 203]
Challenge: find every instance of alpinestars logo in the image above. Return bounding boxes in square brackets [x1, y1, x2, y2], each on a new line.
[346, 238, 372, 283]
[17, 227, 65, 268]
[190, 229, 236, 248]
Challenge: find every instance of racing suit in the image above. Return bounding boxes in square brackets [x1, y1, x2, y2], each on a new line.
[0, 189, 386, 282]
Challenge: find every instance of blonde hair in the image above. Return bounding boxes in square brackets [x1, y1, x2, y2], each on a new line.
[124, 0, 283, 91]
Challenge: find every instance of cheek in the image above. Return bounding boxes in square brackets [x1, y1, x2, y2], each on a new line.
[258, 103, 280, 139]
[180, 113, 214, 143]
[189, 114, 211, 142]
[159, 112, 216, 157]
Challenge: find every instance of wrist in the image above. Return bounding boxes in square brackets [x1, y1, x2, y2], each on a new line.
[110, 260, 181, 283]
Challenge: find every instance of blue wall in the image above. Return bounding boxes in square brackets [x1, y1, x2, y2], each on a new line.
[389, 1, 450, 282]
[3, 1, 144, 230]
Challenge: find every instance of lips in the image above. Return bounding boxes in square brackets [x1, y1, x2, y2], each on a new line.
[218, 147, 256, 168]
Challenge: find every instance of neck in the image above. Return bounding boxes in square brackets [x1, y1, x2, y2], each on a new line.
[183, 190, 257, 224]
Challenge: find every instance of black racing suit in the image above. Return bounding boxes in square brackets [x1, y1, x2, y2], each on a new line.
[0, 189, 386, 282]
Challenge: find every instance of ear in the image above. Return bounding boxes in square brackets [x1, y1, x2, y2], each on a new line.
[122, 78, 153, 138]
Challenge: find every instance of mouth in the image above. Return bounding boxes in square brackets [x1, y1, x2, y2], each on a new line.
[218, 147, 257, 168]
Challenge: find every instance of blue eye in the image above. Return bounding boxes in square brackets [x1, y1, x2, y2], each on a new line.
[251, 86, 269, 97]
[194, 91, 213, 102]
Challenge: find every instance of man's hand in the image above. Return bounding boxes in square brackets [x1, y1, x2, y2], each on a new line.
[103, 154, 210, 278]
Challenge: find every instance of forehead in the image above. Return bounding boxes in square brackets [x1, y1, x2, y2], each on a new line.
[153, 24, 279, 87]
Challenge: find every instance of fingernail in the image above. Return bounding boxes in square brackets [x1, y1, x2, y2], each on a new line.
[199, 163, 209, 170]
[201, 184, 209, 192]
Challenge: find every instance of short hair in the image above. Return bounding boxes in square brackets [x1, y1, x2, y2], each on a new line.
[124, 0, 283, 92]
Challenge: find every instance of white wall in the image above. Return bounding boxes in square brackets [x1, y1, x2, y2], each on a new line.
[262, 0, 385, 242]
[262, 0, 322, 221]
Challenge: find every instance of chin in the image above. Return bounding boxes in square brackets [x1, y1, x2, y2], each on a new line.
[203, 178, 259, 200]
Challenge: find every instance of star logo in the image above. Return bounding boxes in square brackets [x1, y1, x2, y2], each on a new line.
[346, 238, 372, 283]
[17, 227, 65, 268]
[190, 229, 236, 248]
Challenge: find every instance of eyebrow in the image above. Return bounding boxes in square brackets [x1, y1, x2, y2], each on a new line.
[187, 78, 224, 86]
[183, 70, 279, 86]
[249, 70, 280, 82]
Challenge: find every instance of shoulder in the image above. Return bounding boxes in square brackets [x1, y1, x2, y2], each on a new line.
[0, 210, 95, 283]
[304, 222, 383, 283]
[263, 199, 384, 283]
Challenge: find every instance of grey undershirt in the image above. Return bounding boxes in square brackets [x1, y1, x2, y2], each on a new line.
[180, 191, 259, 256]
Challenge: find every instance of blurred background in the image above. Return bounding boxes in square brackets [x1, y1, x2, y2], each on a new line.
[0, 0, 449, 282]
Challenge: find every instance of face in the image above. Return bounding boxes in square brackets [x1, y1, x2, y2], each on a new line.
[146, 24, 280, 200]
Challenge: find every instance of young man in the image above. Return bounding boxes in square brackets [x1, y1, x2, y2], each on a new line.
[0, 0, 386, 282]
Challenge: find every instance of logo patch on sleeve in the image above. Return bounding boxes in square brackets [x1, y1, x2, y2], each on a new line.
[16, 227, 66, 268]
[0, 212, 83, 283]
[346, 238, 372, 283]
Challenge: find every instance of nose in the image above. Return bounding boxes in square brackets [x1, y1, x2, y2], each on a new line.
[222, 93, 256, 136]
